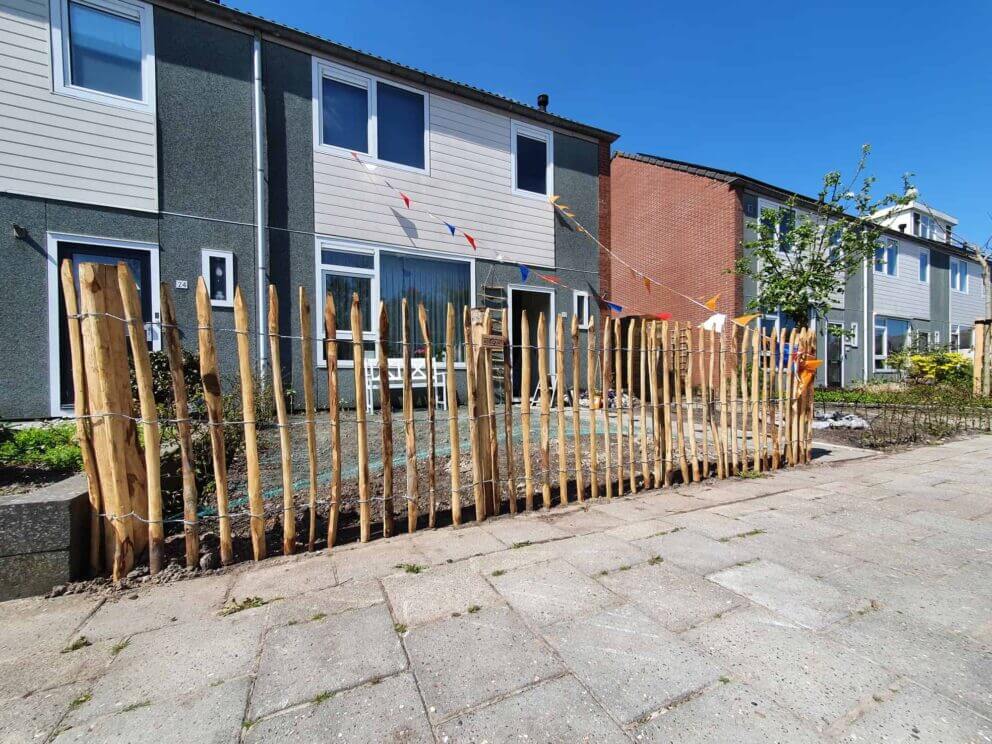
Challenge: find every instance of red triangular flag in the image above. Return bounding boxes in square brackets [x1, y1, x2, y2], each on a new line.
[463, 232, 477, 250]
[654, 312, 672, 321]
[400, 192, 411, 208]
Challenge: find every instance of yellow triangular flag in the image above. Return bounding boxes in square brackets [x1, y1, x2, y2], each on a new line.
[703, 294, 720, 311]
[733, 313, 760, 326]
[548, 194, 561, 204]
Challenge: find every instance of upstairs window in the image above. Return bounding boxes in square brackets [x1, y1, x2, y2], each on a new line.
[316, 61, 427, 171]
[757, 200, 796, 253]
[201, 250, 234, 308]
[918, 250, 929, 283]
[874, 241, 897, 276]
[915, 213, 936, 240]
[511, 122, 553, 197]
[51, 0, 154, 110]
[950, 259, 969, 293]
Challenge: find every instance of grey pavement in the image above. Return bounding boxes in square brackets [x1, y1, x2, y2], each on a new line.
[1, 436, 991, 742]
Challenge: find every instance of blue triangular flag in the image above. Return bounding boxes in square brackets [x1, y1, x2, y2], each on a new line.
[606, 302, 623, 315]
[519, 265, 530, 282]
[444, 222, 456, 236]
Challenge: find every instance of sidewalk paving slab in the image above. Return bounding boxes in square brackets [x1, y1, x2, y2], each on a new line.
[382, 563, 502, 628]
[488, 561, 618, 626]
[0, 682, 89, 744]
[553, 532, 650, 576]
[543, 603, 721, 725]
[228, 552, 336, 599]
[403, 604, 564, 723]
[479, 514, 570, 546]
[261, 577, 384, 628]
[634, 528, 757, 576]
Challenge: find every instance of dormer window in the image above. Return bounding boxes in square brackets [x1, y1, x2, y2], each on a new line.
[914, 213, 936, 240]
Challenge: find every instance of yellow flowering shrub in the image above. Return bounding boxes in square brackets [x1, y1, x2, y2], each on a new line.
[907, 351, 972, 384]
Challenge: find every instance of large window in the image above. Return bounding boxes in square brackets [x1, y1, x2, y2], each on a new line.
[315, 61, 427, 171]
[757, 200, 796, 253]
[874, 316, 910, 370]
[918, 249, 929, 283]
[317, 241, 473, 365]
[51, 0, 154, 110]
[511, 121, 553, 197]
[950, 259, 969, 293]
[874, 240, 897, 276]
[951, 324, 973, 352]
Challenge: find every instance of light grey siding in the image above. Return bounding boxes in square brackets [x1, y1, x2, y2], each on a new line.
[0, 0, 158, 212]
[949, 257, 986, 326]
[872, 237, 930, 320]
[312, 61, 557, 267]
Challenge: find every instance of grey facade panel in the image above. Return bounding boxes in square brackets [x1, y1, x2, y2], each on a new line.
[930, 247, 950, 342]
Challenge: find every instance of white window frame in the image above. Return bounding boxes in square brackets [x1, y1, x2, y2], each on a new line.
[510, 120, 554, 199]
[572, 290, 592, 330]
[46, 231, 160, 417]
[874, 240, 898, 277]
[201, 249, 234, 308]
[848, 321, 859, 349]
[950, 324, 972, 352]
[312, 58, 430, 174]
[918, 248, 929, 284]
[50, 0, 156, 113]
[314, 237, 475, 368]
[918, 213, 935, 240]
[950, 258, 969, 294]
[873, 315, 911, 372]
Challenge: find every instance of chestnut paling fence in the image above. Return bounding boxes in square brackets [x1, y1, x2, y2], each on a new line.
[63, 261, 816, 580]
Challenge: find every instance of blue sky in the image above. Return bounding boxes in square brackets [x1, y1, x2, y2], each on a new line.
[236, 0, 990, 244]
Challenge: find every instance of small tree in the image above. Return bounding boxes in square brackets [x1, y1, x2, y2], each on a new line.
[734, 145, 912, 329]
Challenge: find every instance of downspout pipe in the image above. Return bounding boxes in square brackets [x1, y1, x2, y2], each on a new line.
[252, 34, 269, 378]
[863, 257, 870, 382]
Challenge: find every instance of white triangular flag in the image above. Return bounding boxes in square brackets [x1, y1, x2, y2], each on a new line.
[701, 313, 726, 332]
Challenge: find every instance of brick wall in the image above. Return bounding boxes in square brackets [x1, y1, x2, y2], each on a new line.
[608, 155, 743, 326]
[597, 140, 612, 294]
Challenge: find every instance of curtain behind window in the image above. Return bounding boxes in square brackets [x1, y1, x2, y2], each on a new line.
[380, 253, 470, 362]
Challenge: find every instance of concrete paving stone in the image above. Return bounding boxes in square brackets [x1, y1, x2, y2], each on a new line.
[712, 498, 780, 518]
[54, 675, 250, 744]
[835, 682, 992, 743]
[544, 603, 720, 725]
[823, 532, 963, 580]
[540, 507, 625, 535]
[79, 574, 233, 641]
[631, 492, 707, 516]
[244, 672, 431, 743]
[814, 478, 879, 497]
[65, 611, 263, 725]
[736, 509, 846, 542]
[261, 577, 384, 628]
[0, 682, 89, 744]
[0, 594, 102, 661]
[599, 562, 744, 632]
[683, 606, 895, 731]
[404, 604, 563, 722]
[383, 563, 502, 627]
[413, 526, 507, 565]
[900, 510, 992, 542]
[819, 511, 933, 544]
[228, 552, 336, 600]
[904, 492, 992, 520]
[635, 681, 822, 743]
[0, 639, 111, 700]
[604, 518, 676, 542]
[479, 514, 570, 546]
[589, 497, 660, 522]
[709, 560, 866, 630]
[635, 528, 758, 577]
[740, 532, 861, 578]
[248, 602, 406, 719]
[554, 532, 650, 576]
[690, 486, 756, 504]
[436, 673, 627, 743]
[331, 536, 430, 582]
[488, 561, 618, 626]
[467, 540, 559, 576]
[669, 511, 752, 541]
[826, 609, 992, 719]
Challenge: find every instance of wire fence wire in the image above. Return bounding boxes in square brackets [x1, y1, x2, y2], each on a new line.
[63, 266, 817, 578]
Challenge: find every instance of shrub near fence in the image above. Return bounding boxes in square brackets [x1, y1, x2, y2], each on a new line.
[63, 261, 816, 581]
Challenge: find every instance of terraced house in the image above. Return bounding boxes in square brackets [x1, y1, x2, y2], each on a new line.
[0, 0, 616, 419]
[609, 152, 988, 388]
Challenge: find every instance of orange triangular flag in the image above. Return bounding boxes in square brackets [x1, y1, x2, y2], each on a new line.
[733, 313, 760, 326]
[703, 294, 720, 311]
[643, 276, 652, 292]
[548, 194, 561, 204]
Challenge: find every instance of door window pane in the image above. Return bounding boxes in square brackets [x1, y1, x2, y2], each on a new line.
[208, 256, 226, 302]
[376, 82, 424, 169]
[516, 134, 547, 194]
[323, 272, 371, 333]
[68, 1, 142, 100]
[380, 253, 470, 362]
[321, 77, 368, 152]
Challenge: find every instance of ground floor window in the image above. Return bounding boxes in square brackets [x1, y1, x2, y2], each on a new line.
[317, 239, 473, 365]
[874, 316, 910, 370]
[950, 324, 973, 352]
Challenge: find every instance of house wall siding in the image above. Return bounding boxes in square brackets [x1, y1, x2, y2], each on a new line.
[872, 237, 930, 320]
[312, 64, 560, 267]
[0, 0, 159, 212]
[949, 257, 987, 327]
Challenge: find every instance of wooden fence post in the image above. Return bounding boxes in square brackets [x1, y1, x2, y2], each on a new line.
[60, 260, 104, 575]
[377, 302, 395, 538]
[402, 299, 420, 533]
[159, 283, 198, 567]
[417, 304, 439, 527]
[729, 325, 739, 475]
[445, 304, 462, 524]
[587, 321, 599, 499]
[770, 328, 781, 471]
[615, 320, 625, 495]
[350, 293, 371, 542]
[267, 285, 295, 556]
[684, 325, 700, 482]
[602, 317, 614, 499]
[639, 319, 649, 488]
[118, 264, 163, 575]
[739, 325, 750, 472]
[483, 310, 501, 516]
[502, 310, 517, 513]
[233, 287, 265, 560]
[626, 319, 636, 492]
[571, 314, 584, 502]
[718, 324, 729, 479]
[520, 310, 534, 510]
[750, 326, 761, 473]
[697, 326, 710, 480]
[555, 314, 568, 503]
[463, 308, 485, 521]
[538, 312, 552, 509]
[325, 294, 342, 547]
[649, 321, 662, 487]
[197, 278, 234, 565]
[299, 288, 319, 550]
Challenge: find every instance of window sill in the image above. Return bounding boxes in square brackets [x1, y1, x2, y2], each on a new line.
[210, 300, 234, 309]
[314, 142, 429, 176]
[53, 84, 154, 115]
[512, 186, 552, 201]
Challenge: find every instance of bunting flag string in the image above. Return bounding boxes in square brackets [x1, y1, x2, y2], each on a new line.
[519, 265, 530, 282]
